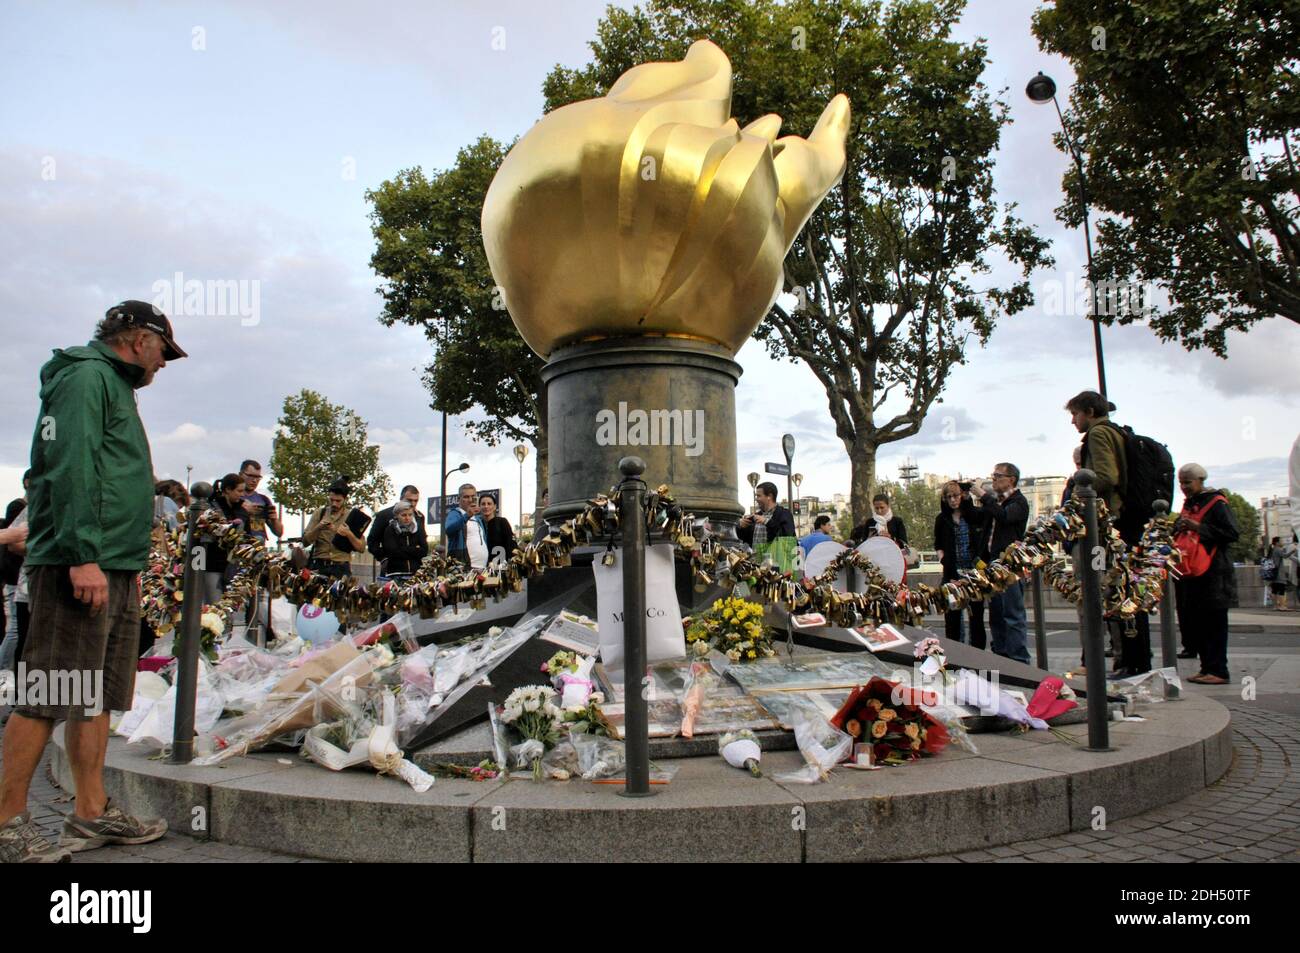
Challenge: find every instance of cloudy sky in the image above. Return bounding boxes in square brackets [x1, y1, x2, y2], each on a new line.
[3, 0, 1296, 528]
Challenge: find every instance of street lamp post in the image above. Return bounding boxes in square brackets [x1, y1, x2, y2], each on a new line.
[781, 434, 796, 525]
[792, 472, 804, 534]
[1026, 71, 1108, 398]
[513, 444, 528, 532]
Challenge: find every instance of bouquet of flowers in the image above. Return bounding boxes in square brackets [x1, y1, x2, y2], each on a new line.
[680, 659, 720, 738]
[684, 596, 777, 662]
[718, 729, 762, 776]
[541, 649, 581, 681]
[199, 611, 225, 663]
[831, 678, 950, 766]
[498, 685, 564, 779]
[913, 637, 949, 681]
[561, 694, 618, 738]
[425, 759, 501, 781]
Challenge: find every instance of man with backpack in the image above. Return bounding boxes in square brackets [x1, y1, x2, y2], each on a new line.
[1173, 464, 1240, 684]
[1066, 390, 1175, 678]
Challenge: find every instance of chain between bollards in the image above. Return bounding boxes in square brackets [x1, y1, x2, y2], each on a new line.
[1073, 469, 1113, 751]
[170, 482, 212, 764]
[1031, 566, 1048, 670]
[616, 457, 654, 797]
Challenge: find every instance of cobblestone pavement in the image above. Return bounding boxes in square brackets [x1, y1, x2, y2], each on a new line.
[906, 699, 1300, 864]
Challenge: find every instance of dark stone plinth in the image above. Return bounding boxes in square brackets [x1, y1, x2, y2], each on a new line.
[541, 337, 745, 527]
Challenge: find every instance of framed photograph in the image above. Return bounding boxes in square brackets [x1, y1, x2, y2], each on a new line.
[849, 623, 911, 653]
[790, 612, 829, 629]
[726, 652, 893, 694]
[540, 610, 601, 654]
[748, 688, 853, 729]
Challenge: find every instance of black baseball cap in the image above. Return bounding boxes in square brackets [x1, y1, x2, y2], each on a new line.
[107, 300, 188, 360]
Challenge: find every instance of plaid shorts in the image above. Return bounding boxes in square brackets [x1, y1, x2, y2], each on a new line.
[14, 565, 139, 721]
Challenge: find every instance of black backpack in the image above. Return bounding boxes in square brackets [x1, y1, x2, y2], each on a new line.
[1100, 421, 1175, 543]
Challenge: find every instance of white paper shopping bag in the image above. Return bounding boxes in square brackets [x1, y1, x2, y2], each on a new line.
[592, 542, 685, 680]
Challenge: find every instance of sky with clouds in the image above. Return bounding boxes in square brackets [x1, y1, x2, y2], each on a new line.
[3, 0, 1296, 528]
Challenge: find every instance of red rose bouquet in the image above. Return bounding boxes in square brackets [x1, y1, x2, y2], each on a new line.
[831, 677, 950, 765]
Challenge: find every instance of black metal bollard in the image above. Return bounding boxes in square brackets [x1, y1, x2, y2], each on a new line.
[1032, 566, 1048, 670]
[1073, 469, 1113, 751]
[171, 482, 212, 764]
[617, 457, 653, 797]
[1152, 501, 1178, 668]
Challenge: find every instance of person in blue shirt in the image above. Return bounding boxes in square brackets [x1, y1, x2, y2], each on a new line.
[798, 514, 835, 555]
[443, 483, 477, 564]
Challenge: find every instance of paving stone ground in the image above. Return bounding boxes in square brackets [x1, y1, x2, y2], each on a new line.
[904, 699, 1300, 864]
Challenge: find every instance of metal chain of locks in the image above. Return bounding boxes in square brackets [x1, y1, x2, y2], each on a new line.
[141, 487, 1180, 636]
[140, 485, 694, 633]
[682, 498, 1183, 630]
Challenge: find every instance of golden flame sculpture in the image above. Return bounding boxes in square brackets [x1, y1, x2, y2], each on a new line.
[482, 40, 850, 358]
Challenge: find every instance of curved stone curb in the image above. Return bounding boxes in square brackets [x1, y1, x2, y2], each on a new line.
[53, 693, 1232, 863]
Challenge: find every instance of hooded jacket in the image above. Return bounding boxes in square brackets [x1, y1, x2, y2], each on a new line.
[25, 341, 155, 570]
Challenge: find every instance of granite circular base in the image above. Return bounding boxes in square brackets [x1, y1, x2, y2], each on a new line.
[51, 693, 1232, 863]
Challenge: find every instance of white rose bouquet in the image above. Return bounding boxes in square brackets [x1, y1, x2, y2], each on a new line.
[499, 685, 564, 779]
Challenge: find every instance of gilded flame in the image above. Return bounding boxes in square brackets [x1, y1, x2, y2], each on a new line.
[481, 40, 850, 357]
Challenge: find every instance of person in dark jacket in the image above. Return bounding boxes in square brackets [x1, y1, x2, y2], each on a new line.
[1, 300, 178, 863]
[850, 493, 910, 556]
[1176, 464, 1240, 684]
[381, 501, 429, 576]
[478, 493, 517, 567]
[737, 482, 797, 570]
[971, 462, 1031, 664]
[933, 481, 990, 648]
[368, 485, 424, 566]
[202, 473, 248, 606]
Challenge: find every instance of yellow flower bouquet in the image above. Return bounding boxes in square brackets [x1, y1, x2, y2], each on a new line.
[683, 596, 777, 663]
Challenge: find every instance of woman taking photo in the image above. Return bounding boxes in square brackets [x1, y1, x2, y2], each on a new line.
[933, 481, 989, 648]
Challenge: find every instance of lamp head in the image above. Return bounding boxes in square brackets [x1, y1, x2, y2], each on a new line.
[1026, 72, 1057, 104]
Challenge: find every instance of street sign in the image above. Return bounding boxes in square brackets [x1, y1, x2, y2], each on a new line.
[428, 487, 501, 524]
[764, 462, 790, 476]
[781, 433, 795, 464]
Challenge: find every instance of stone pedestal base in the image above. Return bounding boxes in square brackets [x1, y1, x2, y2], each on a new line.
[541, 336, 745, 526]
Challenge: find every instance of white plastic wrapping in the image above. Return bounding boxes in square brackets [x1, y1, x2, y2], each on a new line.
[773, 699, 852, 783]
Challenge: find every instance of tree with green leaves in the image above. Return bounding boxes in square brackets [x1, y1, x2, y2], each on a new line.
[543, 0, 1052, 525]
[1222, 489, 1262, 564]
[1033, 0, 1299, 354]
[268, 389, 393, 520]
[366, 137, 549, 510]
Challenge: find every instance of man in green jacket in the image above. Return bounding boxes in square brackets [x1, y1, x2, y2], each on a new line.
[1066, 392, 1126, 519]
[0, 301, 185, 863]
[1066, 389, 1152, 678]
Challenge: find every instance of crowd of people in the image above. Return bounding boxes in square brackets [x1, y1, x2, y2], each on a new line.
[779, 389, 1276, 684]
